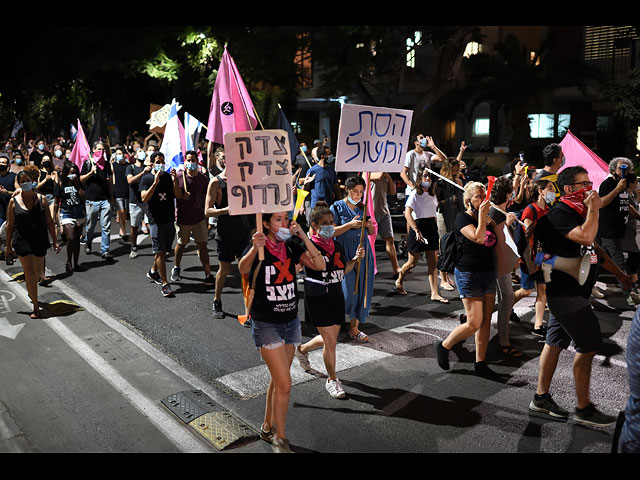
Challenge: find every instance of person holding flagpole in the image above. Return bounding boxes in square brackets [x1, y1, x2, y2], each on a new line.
[331, 175, 375, 343]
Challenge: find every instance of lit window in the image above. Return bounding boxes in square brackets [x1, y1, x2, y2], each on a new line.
[406, 31, 422, 68]
[528, 113, 570, 138]
[463, 42, 482, 58]
[473, 118, 490, 136]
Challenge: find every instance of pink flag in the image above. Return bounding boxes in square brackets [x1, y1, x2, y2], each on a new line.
[206, 47, 257, 145]
[558, 130, 609, 191]
[364, 172, 379, 275]
[69, 119, 91, 171]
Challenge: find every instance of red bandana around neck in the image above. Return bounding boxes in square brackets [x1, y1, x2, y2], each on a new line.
[311, 233, 335, 255]
[559, 187, 591, 218]
[265, 236, 287, 263]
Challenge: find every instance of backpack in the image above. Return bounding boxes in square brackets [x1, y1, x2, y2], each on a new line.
[437, 230, 462, 274]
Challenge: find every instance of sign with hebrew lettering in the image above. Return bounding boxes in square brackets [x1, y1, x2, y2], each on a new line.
[334, 103, 413, 173]
[224, 129, 293, 215]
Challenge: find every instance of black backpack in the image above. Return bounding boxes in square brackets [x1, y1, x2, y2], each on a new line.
[437, 230, 462, 274]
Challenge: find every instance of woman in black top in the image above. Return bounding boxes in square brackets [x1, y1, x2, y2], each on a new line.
[435, 181, 501, 379]
[238, 211, 324, 453]
[54, 161, 86, 273]
[5, 168, 60, 318]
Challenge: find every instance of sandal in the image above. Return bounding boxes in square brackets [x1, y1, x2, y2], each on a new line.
[30, 308, 41, 319]
[65, 262, 74, 273]
[498, 344, 522, 358]
[431, 296, 450, 304]
[394, 281, 407, 295]
[440, 282, 455, 291]
[350, 331, 369, 343]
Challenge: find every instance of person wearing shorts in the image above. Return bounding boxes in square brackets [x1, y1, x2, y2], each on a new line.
[238, 211, 324, 453]
[394, 166, 447, 303]
[171, 150, 213, 285]
[204, 149, 251, 319]
[140, 152, 177, 297]
[294, 201, 364, 399]
[125, 149, 151, 258]
[530, 166, 633, 427]
[54, 161, 86, 273]
[370, 170, 401, 277]
[436, 181, 500, 379]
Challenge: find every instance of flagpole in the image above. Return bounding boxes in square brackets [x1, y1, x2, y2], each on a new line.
[425, 167, 525, 227]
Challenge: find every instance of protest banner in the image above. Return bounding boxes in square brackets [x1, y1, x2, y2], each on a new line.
[334, 103, 413, 173]
[224, 129, 293, 262]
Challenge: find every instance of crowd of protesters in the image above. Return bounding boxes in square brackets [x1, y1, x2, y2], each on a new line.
[1, 131, 639, 453]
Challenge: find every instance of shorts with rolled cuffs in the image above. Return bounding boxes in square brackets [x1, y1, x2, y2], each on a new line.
[454, 268, 497, 298]
[251, 316, 302, 350]
[175, 219, 208, 245]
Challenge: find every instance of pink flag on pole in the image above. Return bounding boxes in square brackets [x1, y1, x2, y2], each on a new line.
[558, 129, 609, 191]
[364, 172, 379, 275]
[205, 47, 257, 145]
[69, 119, 91, 171]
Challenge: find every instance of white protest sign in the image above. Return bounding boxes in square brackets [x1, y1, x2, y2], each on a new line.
[334, 103, 413, 173]
[224, 129, 293, 215]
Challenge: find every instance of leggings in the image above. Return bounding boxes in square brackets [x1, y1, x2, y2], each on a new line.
[495, 273, 514, 346]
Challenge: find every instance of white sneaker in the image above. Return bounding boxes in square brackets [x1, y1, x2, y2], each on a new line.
[171, 266, 181, 282]
[325, 378, 346, 399]
[294, 346, 311, 372]
[592, 287, 605, 299]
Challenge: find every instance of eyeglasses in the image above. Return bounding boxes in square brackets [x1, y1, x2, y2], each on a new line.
[569, 181, 593, 188]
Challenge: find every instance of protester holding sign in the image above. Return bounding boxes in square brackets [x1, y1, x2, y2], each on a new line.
[331, 176, 375, 343]
[238, 211, 324, 453]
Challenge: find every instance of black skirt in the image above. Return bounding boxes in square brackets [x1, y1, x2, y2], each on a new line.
[407, 217, 439, 252]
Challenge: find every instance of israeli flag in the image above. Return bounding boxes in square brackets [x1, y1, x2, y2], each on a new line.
[184, 112, 203, 151]
[159, 99, 184, 171]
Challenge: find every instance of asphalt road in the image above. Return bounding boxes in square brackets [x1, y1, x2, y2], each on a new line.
[0, 213, 636, 455]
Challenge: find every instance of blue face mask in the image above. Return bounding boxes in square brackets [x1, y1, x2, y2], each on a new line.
[347, 195, 360, 205]
[274, 227, 292, 242]
[543, 191, 556, 205]
[186, 162, 197, 171]
[318, 225, 335, 239]
[20, 181, 35, 192]
[15, 158, 23, 165]
[37, 144, 45, 151]
[154, 164, 163, 172]
[420, 138, 427, 148]
[116, 154, 124, 162]
[301, 146, 307, 153]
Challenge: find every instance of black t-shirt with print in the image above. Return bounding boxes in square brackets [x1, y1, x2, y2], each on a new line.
[303, 239, 346, 297]
[538, 201, 599, 298]
[139, 172, 175, 224]
[247, 236, 306, 324]
[454, 212, 496, 272]
[598, 176, 629, 239]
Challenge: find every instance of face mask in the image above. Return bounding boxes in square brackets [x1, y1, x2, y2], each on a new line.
[543, 191, 555, 205]
[65, 153, 71, 159]
[68, 174, 77, 180]
[421, 180, 431, 190]
[116, 154, 124, 162]
[154, 164, 163, 172]
[318, 225, 335, 239]
[137, 152, 146, 161]
[419, 138, 427, 148]
[301, 146, 307, 153]
[54, 150, 62, 158]
[0, 164, 7, 172]
[15, 158, 23, 165]
[274, 227, 291, 242]
[20, 181, 34, 192]
[186, 162, 197, 171]
[347, 195, 360, 205]
[37, 144, 45, 151]
[42, 161, 52, 170]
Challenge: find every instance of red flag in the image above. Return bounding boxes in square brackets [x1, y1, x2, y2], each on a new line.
[206, 47, 257, 145]
[69, 119, 91, 171]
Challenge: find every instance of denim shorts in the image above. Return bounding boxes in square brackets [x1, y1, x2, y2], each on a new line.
[519, 269, 541, 291]
[251, 317, 302, 350]
[454, 268, 497, 298]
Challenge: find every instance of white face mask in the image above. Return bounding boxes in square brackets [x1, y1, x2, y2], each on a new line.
[543, 191, 555, 205]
